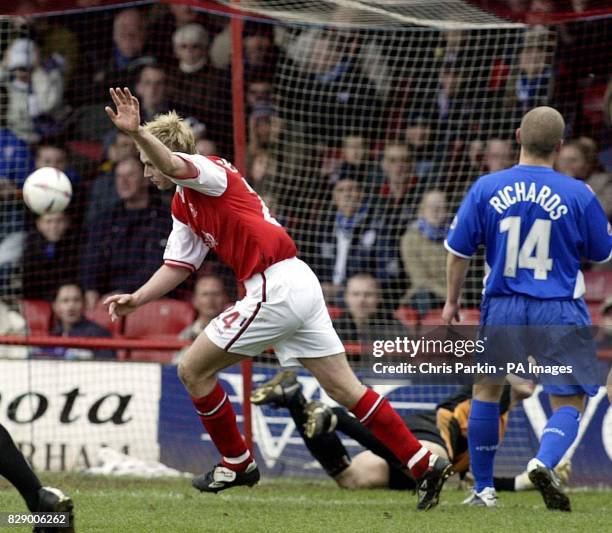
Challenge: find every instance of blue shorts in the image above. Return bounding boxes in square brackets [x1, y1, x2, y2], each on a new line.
[479, 294, 601, 397]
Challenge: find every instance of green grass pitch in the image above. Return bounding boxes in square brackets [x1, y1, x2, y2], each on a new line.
[0, 475, 610, 532]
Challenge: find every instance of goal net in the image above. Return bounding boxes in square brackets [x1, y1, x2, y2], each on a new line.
[0, 1, 610, 483]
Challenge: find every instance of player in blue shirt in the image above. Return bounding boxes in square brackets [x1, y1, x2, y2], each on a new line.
[443, 106, 612, 511]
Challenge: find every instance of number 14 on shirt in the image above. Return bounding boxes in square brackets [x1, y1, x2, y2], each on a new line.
[500, 217, 553, 280]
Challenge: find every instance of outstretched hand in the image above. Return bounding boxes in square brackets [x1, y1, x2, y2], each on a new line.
[442, 300, 461, 325]
[103, 293, 139, 322]
[105, 87, 141, 135]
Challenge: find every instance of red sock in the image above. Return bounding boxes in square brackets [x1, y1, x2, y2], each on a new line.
[350, 388, 431, 479]
[191, 382, 251, 472]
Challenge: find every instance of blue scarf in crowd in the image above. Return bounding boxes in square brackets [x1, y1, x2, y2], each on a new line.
[516, 67, 551, 111]
[336, 204, 369, 236]
[417, 218, 448, 242]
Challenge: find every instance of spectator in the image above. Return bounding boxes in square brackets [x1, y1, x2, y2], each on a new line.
[148, 3, 215, 66]
[0, 82, 33, 295]
[400, 190, 449, 317]
[34, 16, 80, 86]
[210, 21, 277, 79]
[333, 273, 381, 343]
[248, 149, 276, 190]
[0, 94, 35, 191]
[22, 212, 78, 300]
[243, 23, 278, 82]
[483, 138, 516, 173]
[310, 177, 374, 302]
[80, 157, 171, 310]
[369, 143, 420, 303]
[278, 30, 384, 146]
[467, 139, 485, 174]
[555, 140, 590, 180]
[168, 23, 211, 118]
[327, 135, 374, 190]
[512, 31, 552, 116]
[45, 283, 115, 359]
[377, 142, 419, 205]
[135, 64, 176, 123]
[420, 60, 476, 155]
[333, 273, 403, 345]
[246, 78, 273, 113]
[405, 117, 434, 180]
[167, 24, 231, 151]
[0, 87, 33, 260]
[86, 8, 152, 103]
[172, 23, 210, 74]
[35, 143, 66, 170]
[0, 300, 27, 358]
[34, 142, 81, 186]
[110, 7, 147, 64]
[436, 62, 465, 123]
[174, 275, 229, 362]
[248, 104, 281, 153]
[196, 138, 217, 157]
[85, 131, 138, 223]
[0, 38, 65, 143]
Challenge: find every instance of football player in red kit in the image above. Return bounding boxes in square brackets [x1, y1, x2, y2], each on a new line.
[103, 87, 452, 510]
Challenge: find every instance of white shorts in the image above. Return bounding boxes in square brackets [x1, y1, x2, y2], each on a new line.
[204, 257, 345, 366]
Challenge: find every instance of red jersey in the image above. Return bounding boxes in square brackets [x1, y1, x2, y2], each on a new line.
[162, 153, 297, 281]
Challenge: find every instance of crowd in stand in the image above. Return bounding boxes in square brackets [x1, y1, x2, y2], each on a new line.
[0, 3, 610, 359]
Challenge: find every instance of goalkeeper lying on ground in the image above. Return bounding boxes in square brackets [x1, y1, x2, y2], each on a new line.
[251, 371, 570, 492]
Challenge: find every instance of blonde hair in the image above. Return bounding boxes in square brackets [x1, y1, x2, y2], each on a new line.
[143, 111, 197, 154]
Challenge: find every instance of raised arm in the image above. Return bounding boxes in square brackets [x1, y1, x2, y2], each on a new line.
[105, 87, 194, 178]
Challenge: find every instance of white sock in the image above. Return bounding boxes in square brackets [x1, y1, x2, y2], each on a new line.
[527, 457, 546, 472]
[514, 470, 533, 491]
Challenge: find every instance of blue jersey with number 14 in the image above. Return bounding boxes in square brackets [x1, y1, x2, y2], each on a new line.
[445, 164, 612, 299]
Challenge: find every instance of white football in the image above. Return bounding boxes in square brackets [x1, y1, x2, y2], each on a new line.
[22, 167, 73, 215]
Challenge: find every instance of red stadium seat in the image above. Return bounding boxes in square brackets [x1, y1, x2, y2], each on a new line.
[421, 308, 480, 326]
[67, 140, 104, 161]
[588, 304, 603, 326]
[420, 309, 445, 326]
[327, 305, 343, 320]
[124, 299, 195, 338]
[85, 301, 122, 336]
[124, 300, 195, 364]
[129, 334, 178, 364]
[394, 306, 419, 327]
[584, 271, 612, 303]
[20, 300, 52, 335]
